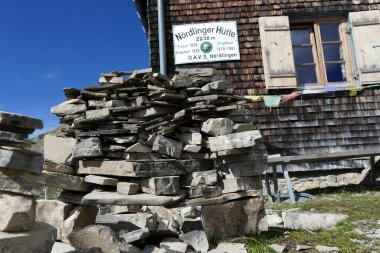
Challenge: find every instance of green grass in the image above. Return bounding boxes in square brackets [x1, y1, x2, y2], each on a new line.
[237, 190, 380, 253]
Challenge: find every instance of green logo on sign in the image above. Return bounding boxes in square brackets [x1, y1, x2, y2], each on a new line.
[200, 42, 213, 53]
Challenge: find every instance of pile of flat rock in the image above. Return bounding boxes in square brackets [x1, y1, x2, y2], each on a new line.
[0, 111, 57, 253]
[41, 68, 268, 252]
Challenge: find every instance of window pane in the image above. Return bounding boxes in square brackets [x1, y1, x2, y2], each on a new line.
[323, 44, 344, 62]
[291, 29, 311, 45]
[296, 66, 318, 85]
[326, 63, 346, 82]
[320, 23, 340, 42]
[293, 47, 314, 65]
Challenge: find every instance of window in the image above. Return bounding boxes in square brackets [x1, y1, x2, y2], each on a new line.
[290, 19, 352, 87]
[259, 10, 380, 90]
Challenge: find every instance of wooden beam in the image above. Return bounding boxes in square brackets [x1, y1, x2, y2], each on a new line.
[268, 149, 380, 165]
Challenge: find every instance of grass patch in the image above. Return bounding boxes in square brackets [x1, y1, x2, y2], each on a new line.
[241, 190, 380, 253]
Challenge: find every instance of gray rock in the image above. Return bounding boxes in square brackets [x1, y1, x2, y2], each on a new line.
[36, 200, 97, 243]
[85, 175, 118, 186]
[119, 227, 150, 243]
[181, 170, 218, 187]
[73, 138, 103, 159]
[179, 133, 202, 145]
[104, 136, 138, 144]
[44, 135, 76, 165]
[143, 244, 165, 253]
[43, 161, 75, 175]
[149, 206, 183, 235]
[160, 239, 188, 253]
[201, 198, 267, 238]
[201, 118, 234, 137]
[51, 100, 87, 116]
[119, 243, 144, 253]
[82, 190, 187, 206]
[42, 170, 91, 192]
[0, 111, 43, 130]
[212, 243, 247, 253]
[296, 245, 312, 251]
[117, 182, 140, 195]
[172, 74, 192, 88]
[183, 145, 202, 153]
[105, 100, 126, 107]
[108, 205, 141, 214]
[0, 192, 36, 232]
[282, 211, 349, 231]
[140, 176, 179, 195]
[269, 244, 286, 253]
[221, 177, 262, 194]
[266, 213, 283, 228]
[152, 135, 182, 158]
[218, 158, 267, 177]
[62, 205, 98, 243]
[233, 123, 255, 133]
[179, 207, 200, 219]
[315, 245, 340, 252]
[201, 80, 230, 92]
[0, 222, 57, 253]
[208, 130, 262, 152]
[85, 108, 112, 121]
[96, 213, 157, 231]
[0, 171, 43, 196]
[68, 225, 121, 253]
[51, 242, 76, 253]
[0, 148, 43, 174]
[84, 175, 117, 186]
[179, 230, 209, 252]
[125, 143, 153, 153]
[202, 186, 222, 199]
[36, 200, 72, 241]
[77, 159, 212, 178]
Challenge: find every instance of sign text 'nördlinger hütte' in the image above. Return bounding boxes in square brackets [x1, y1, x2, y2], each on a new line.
[173, 21, 240, 64]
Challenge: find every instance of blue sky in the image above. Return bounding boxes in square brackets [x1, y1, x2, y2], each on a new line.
[0, 0, 149, 136]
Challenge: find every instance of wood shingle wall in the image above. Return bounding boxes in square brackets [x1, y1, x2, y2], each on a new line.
[146, 0, 380, 95]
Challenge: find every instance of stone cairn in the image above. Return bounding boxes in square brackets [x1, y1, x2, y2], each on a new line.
[41, 68, 268, 252]
[0, 112, 57, 253]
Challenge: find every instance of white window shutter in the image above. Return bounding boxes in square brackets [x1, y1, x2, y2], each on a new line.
[259, 16, 297, 89]
[349, 10, 380, 85]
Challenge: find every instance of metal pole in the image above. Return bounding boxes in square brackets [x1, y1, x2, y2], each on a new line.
[157, 0, 167, 75]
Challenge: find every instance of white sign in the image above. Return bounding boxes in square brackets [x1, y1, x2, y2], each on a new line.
[173, 21, 240, 65]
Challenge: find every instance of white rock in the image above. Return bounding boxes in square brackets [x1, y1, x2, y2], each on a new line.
[179, 230, 209, 252]
[315, 245, 340, 252]
[269, 244, 286, 253]
[0, 192, 36, 232]
[51, 242, 75, 253]
[0, 222, 57, 253]
[44, 135, 76, 165]
[201, 118, 234, 137]
[282, 211, 349, 231]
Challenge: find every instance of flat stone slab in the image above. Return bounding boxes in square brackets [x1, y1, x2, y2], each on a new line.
[44, 135, 76, 165]
[282, 211, 349, 231]
[85, 175, 118, 186]
[201, 198, 267, 238]
[77, 159, 213, 177]
[42, 171, 91, 192]
[0, 192, 36, 232]
[208, 130, 262, 152]
[0, 168, 90, 193]
[0, 148, 43, 174]
[0, 111, 43, 130]
[0, 170, 43, 196]
[176, 190, 260, 207]
[82, 190, 187, 206]
[0, 222, 57, 253]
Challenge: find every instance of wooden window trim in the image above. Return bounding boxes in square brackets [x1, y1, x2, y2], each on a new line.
[290, 17, 355, 88]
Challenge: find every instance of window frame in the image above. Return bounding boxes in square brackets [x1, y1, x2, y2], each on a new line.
[290, 16, 355, 88]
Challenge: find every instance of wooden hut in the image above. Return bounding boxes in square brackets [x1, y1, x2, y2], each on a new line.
[134, 0, 380, 188]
